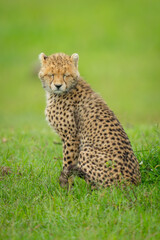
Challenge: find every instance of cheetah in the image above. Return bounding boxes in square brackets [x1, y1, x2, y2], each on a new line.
[38, 52, 141, 189]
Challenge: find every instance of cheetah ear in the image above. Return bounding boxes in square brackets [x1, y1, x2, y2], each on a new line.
[39, 53, 48, 64]
[71, 53, 79, 68]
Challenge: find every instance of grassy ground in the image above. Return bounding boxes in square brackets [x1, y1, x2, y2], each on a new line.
[0, 123, 160, 240]
[0, 0, 160, 239]
[0, 0, 160, 123]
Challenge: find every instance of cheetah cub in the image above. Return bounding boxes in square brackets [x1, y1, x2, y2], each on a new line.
[38, 52, 141, 189]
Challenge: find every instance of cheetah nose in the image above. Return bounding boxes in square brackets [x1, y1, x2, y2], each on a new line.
[55, 84, 62, 89]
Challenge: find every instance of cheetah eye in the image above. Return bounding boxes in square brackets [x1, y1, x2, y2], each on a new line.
[63, 74, 70, 78]
[49, 74, 54, 78]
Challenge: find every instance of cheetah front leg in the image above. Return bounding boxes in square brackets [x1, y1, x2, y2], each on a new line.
[59, 138, 80, 189]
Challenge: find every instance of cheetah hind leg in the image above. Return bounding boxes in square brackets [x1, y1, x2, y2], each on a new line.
[59, 164, 97, 190]
[67, 164, 88, 189]
[59, 172, 74, 191]
[59, 165, 78, 191]
[68, 164, 99, 190]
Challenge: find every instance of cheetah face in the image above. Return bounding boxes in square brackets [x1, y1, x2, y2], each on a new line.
[38, 52, 80, 94]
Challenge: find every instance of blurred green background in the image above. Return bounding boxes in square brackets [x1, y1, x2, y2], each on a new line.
[0, 0, 160, 128]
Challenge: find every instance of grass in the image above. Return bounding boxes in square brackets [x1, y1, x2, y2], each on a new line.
[0, 0, 160, 123]
[0, 123, 160, 240]
[0, 0, 160, 239]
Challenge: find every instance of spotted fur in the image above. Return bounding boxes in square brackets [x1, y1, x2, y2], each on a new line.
[38, 52, 141, 189]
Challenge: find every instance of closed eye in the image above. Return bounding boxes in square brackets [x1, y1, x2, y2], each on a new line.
[48, 74, 54, 77]
[63, 74, 70, 78]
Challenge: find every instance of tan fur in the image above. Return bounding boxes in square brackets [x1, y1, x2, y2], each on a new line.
[38, 52, 141, 189]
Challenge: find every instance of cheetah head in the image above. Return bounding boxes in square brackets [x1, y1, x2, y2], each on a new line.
[38, 52, 80, 94]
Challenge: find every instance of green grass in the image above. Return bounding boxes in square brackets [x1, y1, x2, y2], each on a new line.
[0, 123, 160, 240]
[0, 0, 160, 123]
[0, 0, 160, 239]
